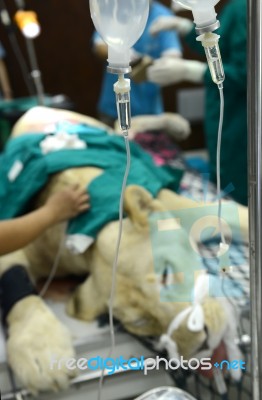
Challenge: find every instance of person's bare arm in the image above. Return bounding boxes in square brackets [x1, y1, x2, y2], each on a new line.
[0, 186, 90, 256]
[0, 59, 12, 100]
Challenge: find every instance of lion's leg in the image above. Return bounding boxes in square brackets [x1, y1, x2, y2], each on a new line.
[67, 274, 107, 321]
[0, 249, 30, 277]
[0, 250, 76, 393]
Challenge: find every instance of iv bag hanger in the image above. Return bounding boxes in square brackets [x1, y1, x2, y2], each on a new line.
[14, 0, 45, 106]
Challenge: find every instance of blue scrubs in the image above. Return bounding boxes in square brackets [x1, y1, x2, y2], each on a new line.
[93, 1, 182, 120]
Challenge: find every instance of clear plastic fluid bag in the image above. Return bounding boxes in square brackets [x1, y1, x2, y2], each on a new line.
[89, 0, 149, 67]
[174, 0, 220, 28]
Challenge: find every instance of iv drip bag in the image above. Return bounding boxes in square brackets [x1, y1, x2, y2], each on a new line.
[89, 0, 149, 71]
[174, 0, 220, 31]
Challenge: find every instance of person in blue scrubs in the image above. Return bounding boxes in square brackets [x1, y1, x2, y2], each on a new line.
[92, 0, 182, 127]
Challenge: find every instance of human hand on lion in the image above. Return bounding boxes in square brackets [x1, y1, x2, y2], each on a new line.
[0, 185, 90, 256]
[45, 185, 90, 223]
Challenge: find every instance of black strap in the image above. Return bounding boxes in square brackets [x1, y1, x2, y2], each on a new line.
[0, 264, 37, 324]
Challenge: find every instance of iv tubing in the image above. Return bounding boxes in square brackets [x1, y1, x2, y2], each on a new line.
[39, 222, 67, 297]
[216, 84, 226, 244]
[97, 132, 131, 400]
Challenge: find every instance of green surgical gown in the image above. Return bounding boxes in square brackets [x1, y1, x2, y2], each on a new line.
[186, 0, 247, 205]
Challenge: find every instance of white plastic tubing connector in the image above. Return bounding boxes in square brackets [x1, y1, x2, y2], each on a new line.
[113, 74, 131, 95]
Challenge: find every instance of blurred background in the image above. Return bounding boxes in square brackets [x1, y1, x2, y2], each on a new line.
[0, 0, 228, 150]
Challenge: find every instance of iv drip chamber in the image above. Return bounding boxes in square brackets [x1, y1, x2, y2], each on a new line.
[197, 32, 225, 86]
[89, 0, 149, 72]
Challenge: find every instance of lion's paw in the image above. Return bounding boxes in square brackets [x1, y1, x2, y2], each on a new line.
[6, 295, 76, 394]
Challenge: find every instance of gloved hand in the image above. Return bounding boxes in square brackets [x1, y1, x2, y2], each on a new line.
[130, 55, 153, 83]
[171, 0, 186, 13]
[147, 57, 206, 86]
[114, 113, 191, 141]
[163, 112, 191, 141]
[150, 16, 193, 37]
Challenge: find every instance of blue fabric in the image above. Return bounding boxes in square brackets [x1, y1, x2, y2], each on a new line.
[185, 157, 210, 174]
[0, 123, 183, 239]
[93, 1, 181, 119]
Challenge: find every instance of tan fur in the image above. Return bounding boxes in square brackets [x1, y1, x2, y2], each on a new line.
[7, 296, 76, 393]
[1, 107, 248, 392]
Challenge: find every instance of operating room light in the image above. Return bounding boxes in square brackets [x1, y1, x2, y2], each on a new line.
[14, 10, 40, 38]
[14, 9, 44, 105]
